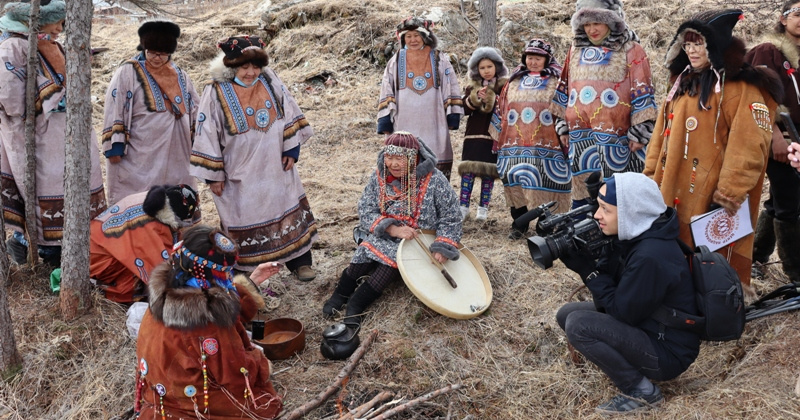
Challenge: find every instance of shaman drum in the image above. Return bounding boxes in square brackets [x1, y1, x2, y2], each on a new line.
[397, 231, 492, 319]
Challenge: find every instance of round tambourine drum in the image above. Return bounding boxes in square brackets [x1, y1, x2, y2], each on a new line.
[397, 231, 492, 319]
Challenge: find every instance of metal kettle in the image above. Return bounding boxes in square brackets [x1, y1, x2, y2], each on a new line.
[320, 323, 360, 360]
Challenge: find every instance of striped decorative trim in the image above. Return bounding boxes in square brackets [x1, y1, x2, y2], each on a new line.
[129, 59, 166, 113]
[443, 96, 463, 109]
[378, 95, 396, 111]
[371, 216, 389, 232]
[434, 236, 458, 248]
[361, 241, 398, 268]
[283, 115, 309, 140]
[190, 151, 225, 171]
[100, 121, 129, 144]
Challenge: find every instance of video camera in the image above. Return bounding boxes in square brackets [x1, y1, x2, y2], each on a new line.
[516, 172, 612, 269]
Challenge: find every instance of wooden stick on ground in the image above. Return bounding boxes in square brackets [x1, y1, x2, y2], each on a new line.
[281, 329, 379, 420]
[338, 390, 395, 420]
[366, 384, 463, 420]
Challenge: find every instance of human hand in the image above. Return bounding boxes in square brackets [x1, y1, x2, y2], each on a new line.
[251, 262, 283, 286]
[772, 130, 790, 164]
[628, 141, 644, 153]
[209, 181, 225, 196]
[282, 156, 295, 171]
[432, 252, 446, 264]
[387, 225, 418, 240]
[559, 251, 596, 281]
[477, 87, 487, 101]
[107, 155, 122, 164]
[789, 143, 800, 170]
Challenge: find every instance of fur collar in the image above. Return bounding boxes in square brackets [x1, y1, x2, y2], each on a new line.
[573, 27, 638, 51]
[467, 77, 507, 113]
[761, 32, 800, 70]
[148, 264, 240, 329]
[208, 52, 269, 83]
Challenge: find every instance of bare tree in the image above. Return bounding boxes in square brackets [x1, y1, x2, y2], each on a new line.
[0, 216, 22, 378]
[60, 0, 94, 320]
[477, 0, 497, 48]
[23, 0, 40, 265]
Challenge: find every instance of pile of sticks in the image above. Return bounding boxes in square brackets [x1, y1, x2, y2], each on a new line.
[278, 330, 463, 420]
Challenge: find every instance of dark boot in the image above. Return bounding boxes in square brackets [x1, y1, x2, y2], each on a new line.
[322, 269, 359, 317]
[752, 211, 776, 264]
[775, 218, 800, 282]
[508, 206, 529, 240]
[344, 282, 382, 326]
[39, 246, 61, 269]
[6, 237, 27, 265]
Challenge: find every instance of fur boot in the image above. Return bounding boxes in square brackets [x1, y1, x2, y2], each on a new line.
[344, 282, 382, 326]
[752, 211, 776, 263]
[322, 269, 360, 317]
[775, 218, 800, 282]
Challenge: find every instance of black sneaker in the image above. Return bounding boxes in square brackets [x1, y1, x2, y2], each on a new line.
[595, 385, 664, 415]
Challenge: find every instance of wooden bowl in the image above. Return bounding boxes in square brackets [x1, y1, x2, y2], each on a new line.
[254, 318, 305, 360]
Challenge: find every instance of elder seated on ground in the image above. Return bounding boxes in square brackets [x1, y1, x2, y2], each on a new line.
[89, 184, 197, 303]
[556, 173, 700, 415]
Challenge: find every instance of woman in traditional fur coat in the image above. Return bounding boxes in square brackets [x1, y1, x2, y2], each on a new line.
[135, 225, 282, 419]
[377, 17, 464, 179]
[644, 9, 784, 286]
[552, 0, 657, 210]
[493, 39, 571, 238]
[458, 47, 508, 221]
[190, 35, 318, 280]
[322, 132, 462, 327]
[0, 0, 107, 266]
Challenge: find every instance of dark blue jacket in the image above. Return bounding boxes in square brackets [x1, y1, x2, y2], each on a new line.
[588, 207, 700, 379]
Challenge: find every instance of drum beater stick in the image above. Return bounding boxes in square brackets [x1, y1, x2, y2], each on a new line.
[413, 233, 458, 289]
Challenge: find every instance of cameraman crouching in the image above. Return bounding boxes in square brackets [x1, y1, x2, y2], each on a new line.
[556, 172, 700, 415]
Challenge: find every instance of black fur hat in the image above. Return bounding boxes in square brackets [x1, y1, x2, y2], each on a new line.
[665, 9, 743, 75]
[395, 17, 439, 50]
[218, 35, 269, 68]
[142, 184, 197, 224]
[137, 20, 181, 54]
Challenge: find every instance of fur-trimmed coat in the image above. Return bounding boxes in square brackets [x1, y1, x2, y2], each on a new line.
[459, 77, 507, 177]
[745, 33, 800, 126]
[135, 264, 282, 419]
[353, 141, 462, 267]
[644, 37, 783, 286]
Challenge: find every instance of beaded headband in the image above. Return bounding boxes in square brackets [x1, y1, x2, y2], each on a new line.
[384, 144, 418, 157]
[784, 7, 800, 16]
[177, 246, 234, 274]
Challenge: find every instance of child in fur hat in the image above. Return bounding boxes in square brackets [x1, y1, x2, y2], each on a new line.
[458, 47, 509, 221]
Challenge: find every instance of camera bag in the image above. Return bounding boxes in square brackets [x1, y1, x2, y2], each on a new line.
[652, 240, 745, 342]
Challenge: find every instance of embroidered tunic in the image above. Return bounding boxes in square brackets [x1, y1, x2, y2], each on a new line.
[101, 55, 200, 206]
[552, 42, 657, 195]
[0, 33, 106, 245]
[353, 143, 462, 268]
[90, 192, 178, 303]
[377, 48, 463, 176]
[190, 65, 316, 270]
[495, 72, 571, 211]
[644, 81, 776, 284]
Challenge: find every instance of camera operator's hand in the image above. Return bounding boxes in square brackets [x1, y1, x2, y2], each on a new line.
[560, 251, 597, 281]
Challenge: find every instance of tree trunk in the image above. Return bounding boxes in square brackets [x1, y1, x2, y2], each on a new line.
[0, 215, 22, 378]
[23, 0, 40, 265]
[60, 0, 94, 320]
[477, 0, 497, 48]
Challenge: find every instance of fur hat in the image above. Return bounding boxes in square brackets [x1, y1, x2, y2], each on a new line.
[665, 9, 743, 73]
[138, 20, 180, 54]
[3, 0, 65, 25]
[142, 184, 198, 228]
[218, 35, 269, 68]
[467, 47, 508, 81]
[571, 0, 628, 34]
[396, 17, 439, 50]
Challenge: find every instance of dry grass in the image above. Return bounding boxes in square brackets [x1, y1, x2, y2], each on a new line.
[3, 0, 800, 418]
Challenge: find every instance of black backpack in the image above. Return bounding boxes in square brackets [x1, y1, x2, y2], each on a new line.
[653, 241, 745, 342]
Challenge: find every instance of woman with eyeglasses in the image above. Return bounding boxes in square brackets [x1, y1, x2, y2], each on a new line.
[644, 9, 783, 286]
[0, 0, 107, 267]
[190, 35, 318, 280]
[101, 20, 200, 211]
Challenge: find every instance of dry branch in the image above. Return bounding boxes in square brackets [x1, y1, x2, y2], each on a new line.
[458, 0, 478, 33]
[366, 384, 463, 420]
[281, 329, 379, 420]
[338, 391, 395, 420]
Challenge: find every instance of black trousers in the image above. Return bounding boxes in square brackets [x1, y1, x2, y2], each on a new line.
[763, 157, 800, 221]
